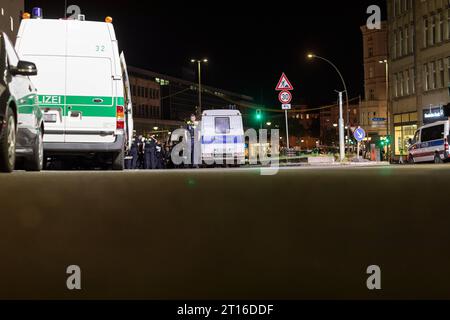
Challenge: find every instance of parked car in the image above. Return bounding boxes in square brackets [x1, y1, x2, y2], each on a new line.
[0, 32, 43, 172]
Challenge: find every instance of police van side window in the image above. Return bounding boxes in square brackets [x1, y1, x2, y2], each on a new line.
[421, 125, 444, 142]
[413, 131, 420, 144]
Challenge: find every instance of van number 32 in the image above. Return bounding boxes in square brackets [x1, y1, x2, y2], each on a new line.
[96, 45, 105, 52]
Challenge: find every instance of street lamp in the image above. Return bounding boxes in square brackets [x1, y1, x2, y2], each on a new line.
[190, 58, 208, 117]
[379, 59, 391, 162]
[307, 53, 349, 161]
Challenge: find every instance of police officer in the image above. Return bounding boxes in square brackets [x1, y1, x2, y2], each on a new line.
[129, 131, 139, 169]
[144, 135, 157, 169]
[137, 135, 145, 169]
[186, 114, 199, 167]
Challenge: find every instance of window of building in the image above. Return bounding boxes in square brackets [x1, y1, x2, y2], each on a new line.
[424, 17, 429, 48]
[447, 57, 450, 86]
[395, 124, 417, 155]
[369, 66, 374, 78]
[393, 31, 397, 59]
[405, 70, 410, 95]
[394, 73, 399, 97]
[424, 64, 429, 91]
[439, 59, 445, 88]
[399, 72, 404, 96]
[404, 26, 409, 55]
[431, 15, 436, 45]
[432, 61, 437, 89]
[447, 9, 450, 40]
[369, 88, 375, 100]
[410, 68, 415, 94]
[398, 28, 403, 57]
[368, 47, 373, 57]
[438, 12, 444, 43]
[410, 24, 415, 54]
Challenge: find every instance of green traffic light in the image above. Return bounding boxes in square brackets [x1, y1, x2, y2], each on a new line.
[256, 109, 262, 120]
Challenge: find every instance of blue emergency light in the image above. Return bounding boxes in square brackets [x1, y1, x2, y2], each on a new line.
[32, 7, 43, 19]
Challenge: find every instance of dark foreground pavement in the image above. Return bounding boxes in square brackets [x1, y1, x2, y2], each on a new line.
[0, 164, 449, 299]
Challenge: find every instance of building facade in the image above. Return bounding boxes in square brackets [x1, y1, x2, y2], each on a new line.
[0, 0, 23, 42]
[388, 0, 450, 159]
[128, 66, 258, 137]
[360, 21, 389, 141]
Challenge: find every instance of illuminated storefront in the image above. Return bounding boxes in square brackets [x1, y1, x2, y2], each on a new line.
[393, 112, 417, 156]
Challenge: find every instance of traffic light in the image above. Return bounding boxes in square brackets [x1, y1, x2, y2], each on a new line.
[256, 109, 262, 121]
[379, 136, 391, 147]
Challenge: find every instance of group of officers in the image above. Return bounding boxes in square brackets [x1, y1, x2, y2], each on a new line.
[125, 114, 200, 170]
[125, 133, 170, 170]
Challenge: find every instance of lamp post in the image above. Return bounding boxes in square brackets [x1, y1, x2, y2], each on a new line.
[379, 59, 390, 162]
[190, 58, 208, 117]
[308, 53, 349, 161]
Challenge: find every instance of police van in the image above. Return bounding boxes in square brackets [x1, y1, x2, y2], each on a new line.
[408, 120, 449, 164]
[15, 12, 133, 170]
[200, 109, 245, 165]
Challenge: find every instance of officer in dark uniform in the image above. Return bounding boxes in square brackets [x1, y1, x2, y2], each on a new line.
[144, 135, 157, 169]
[155, 140, 164, 169]
[129, 132, 139, 169]
[186, 114, 198, 167]
[137, 135, 145, 169]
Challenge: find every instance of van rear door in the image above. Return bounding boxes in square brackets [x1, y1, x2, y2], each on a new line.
[65, 21, 116, 144]
[16, 20, 66, 143]
[120, 52, 133, 150]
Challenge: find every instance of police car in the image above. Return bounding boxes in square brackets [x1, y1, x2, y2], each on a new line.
[408, 120, 449, 164]
[15, 9, 133, 170]
[0, 32, 44, 172]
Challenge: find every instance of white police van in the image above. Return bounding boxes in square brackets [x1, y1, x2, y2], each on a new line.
[200, 109, 245, 165]
[15, 11, 133, 170]
[408, 120, 449, 164]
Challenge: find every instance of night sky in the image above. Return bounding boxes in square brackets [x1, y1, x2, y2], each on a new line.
[24, 0, 387, 108]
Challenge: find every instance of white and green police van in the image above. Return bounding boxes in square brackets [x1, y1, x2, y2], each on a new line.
[15, 14, 133, 170]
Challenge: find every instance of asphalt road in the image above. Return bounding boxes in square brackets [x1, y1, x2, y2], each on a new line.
[0, 164, 450, 299]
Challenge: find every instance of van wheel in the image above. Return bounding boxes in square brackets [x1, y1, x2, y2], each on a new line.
[112, 150, 124, 171]
[434, 153, 443, 164]
[0, 107, 16, 173]
[25, 127, 44, 172]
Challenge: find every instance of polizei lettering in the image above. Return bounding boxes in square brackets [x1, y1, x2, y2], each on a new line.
[40, 95, 62, 104]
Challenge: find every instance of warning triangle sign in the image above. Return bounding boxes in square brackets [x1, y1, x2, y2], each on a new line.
[275, 73, 294, 91]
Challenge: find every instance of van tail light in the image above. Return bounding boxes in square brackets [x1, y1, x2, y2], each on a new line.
[116, 105, 125, 130]
[445, 137, 449, 153]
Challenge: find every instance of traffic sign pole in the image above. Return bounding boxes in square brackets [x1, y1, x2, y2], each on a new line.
[285, 109, 289, 149]
[353, 127, 366, 161]
[276, 73, 294, 151]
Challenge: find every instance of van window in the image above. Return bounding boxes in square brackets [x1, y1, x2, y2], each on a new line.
[421, 124, 444, 142]
[215, 117, 230, 134]
[413, 130, 420, 144]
